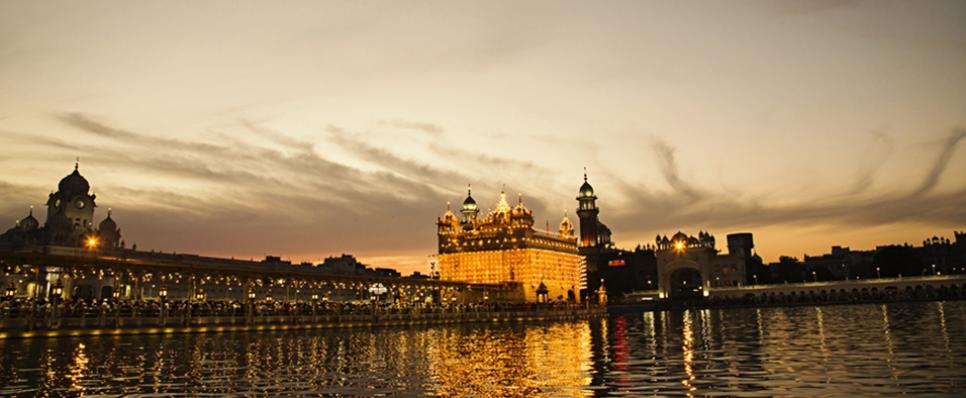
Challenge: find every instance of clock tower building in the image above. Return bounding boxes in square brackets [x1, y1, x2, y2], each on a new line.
[45, 161, 97, 245]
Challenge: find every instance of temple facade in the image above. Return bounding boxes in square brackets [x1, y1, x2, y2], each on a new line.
[437, 188, 584, 303]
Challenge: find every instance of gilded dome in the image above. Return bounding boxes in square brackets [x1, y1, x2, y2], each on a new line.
[559, 211, 574, 236]
[461, 188, 478, 213]
[511, 194, 530, 219]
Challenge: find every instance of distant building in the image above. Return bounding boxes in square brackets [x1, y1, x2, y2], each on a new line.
[437, 188, 584, 303]
[770, 232, 966, 283]
[800, 246, 874, 280]
[373, 267, 401, 278]
[0, 162, 123, 251]
[316, 254, 402, 277]
[654, 231, 753, 298]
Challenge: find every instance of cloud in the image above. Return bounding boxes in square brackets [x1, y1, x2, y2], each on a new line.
[241, 120, 315, 153]
[650, 137, 704, 201]
[3, 113, 570, 271]
[848, 130, 893, 195]
[377, 119, 444, 138]
[610, 127, 966, 241]
[909, 127, 966, 197]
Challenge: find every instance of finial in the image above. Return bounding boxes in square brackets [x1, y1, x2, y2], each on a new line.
[518, 192, 523, 204]
[28, 205, 33, 216]
[501, 183, 506, 194]
[108, 208, 112, 218]
[445, 201, 451, 211]
[563, 209, 568, 217]
[75, 157, 80, 170]
[467, 184, 472, 196]
[583, 166, 587, 182]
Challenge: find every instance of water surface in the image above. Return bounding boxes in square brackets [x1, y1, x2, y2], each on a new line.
[1, 301, 964, 396]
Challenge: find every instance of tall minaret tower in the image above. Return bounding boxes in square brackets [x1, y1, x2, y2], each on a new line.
[576, 169, 599, 248]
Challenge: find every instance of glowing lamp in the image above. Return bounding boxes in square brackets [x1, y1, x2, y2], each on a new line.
[85, 236, 99, 250]
[159, 287, 168, 298]
[52, 283, 63, 297]
[674, 241, 685, 252]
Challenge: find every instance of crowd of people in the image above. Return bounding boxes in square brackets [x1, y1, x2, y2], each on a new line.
[0, 296, 589, 324]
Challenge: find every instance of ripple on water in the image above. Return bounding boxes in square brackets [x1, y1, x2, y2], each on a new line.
[0, 302, 965, 396]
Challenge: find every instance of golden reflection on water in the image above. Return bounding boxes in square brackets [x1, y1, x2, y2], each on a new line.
[66, 342, 89, 393]
[937, 302, 951, 364]
[755, 308, 763, 344]
[681, 310, 696, 397]
[880, 304, 899, 383]
[428, 322, 594, 397]
[815, 307, 829, 370]
[643, 311, 657, 359]
[5, 302, 966, 396]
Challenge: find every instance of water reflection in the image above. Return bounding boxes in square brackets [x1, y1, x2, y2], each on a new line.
[1, 302, 965, 396]
[681, 310, 696, 397]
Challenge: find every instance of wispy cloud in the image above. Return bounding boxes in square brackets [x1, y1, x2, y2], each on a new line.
[611, 127, 966, 241]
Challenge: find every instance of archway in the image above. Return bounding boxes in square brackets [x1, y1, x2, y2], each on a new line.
[100, 285, 113, 300]
[669, 268, 703, 298]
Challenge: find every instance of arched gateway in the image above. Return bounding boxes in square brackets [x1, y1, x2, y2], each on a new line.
[669, 267, 703, 298]
[655, 231, 753, 299]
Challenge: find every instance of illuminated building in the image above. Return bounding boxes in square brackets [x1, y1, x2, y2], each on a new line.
[437, 188, 584, 303]
[655, 231, 753, 298]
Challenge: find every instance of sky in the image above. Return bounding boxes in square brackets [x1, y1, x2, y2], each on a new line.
[1, 0, 964, 274]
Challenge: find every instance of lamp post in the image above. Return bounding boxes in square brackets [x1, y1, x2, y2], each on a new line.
[311, 293, 319, 317]
[4, 285, 14, 301]
[246, 288, 256, 324]
[752, 274, 759, 285]
[876, 267, 881, 279]
[112, 289, 121, 327]
[370, 294, 377, 317]
[812, 271, 817, 283]
[51, 282, 63, 328]
[932, 264, 937, 276]
[159, 286, 168, 326]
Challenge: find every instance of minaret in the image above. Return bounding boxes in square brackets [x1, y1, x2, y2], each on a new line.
[576, 168, 599, 248]
[460, 185, 479, 222]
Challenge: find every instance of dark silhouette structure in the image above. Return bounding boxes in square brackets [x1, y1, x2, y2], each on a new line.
[576, 171, 656, 301]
